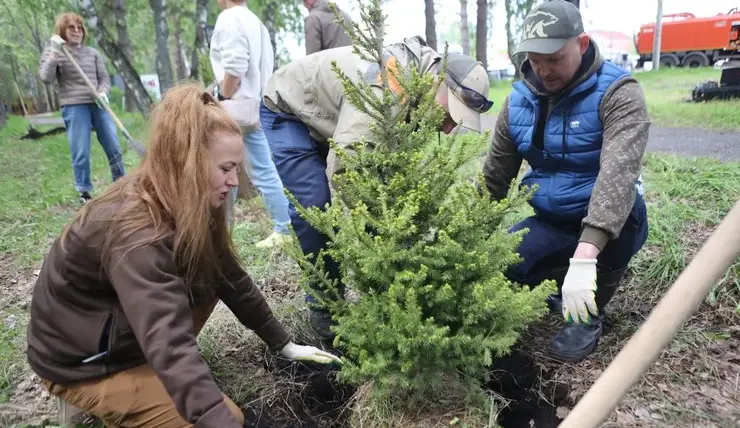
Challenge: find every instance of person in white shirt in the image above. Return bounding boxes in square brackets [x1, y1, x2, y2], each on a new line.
[210, 0, 292, 249]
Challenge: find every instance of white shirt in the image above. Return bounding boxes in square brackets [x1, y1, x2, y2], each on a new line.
[209, 5, 274, 100]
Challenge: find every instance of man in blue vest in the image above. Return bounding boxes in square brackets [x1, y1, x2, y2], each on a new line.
[483, 0, 650, 362]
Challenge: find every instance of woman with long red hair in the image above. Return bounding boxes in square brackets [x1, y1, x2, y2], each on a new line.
[26, 83, 340, 427]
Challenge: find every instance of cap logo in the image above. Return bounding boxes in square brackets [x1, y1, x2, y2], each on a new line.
[523, 11, 560, 40]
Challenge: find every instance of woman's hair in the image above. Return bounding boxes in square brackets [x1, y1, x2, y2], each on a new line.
[54, 12, 87, 44]
[62, 82, 243, 291]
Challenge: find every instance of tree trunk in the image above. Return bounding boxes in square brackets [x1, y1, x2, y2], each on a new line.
[149, 0, 175, 93]
[460, 0, 470, 55]
[262, 2, 279, 68]
[113, 0, 137, 112]
[505, 0, 519, 79]
[424, 0, 437, 51]
[78, 0, 153, 116]
[504, 0, 537, 80]
[475, 0, 487, 69]
[30, 14, 52, 112]
[189, 0, 209, 81]
[173, 11, 190, 81]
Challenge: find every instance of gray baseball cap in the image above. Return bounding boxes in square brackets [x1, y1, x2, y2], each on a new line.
[514, 0, 584, 55]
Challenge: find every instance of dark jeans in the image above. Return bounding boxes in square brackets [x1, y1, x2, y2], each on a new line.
[506, 194, 649, 287]
[259, 103, 343, 304]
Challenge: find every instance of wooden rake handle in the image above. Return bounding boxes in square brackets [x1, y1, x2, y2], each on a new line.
[60, 45, 145, 156]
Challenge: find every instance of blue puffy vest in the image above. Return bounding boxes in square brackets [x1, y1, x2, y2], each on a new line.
[508, 61, 638, 223]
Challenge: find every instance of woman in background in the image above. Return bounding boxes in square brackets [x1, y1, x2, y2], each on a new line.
[39, 12, 125, 204]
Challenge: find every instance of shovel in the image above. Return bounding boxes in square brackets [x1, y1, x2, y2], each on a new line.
[60, 45, 146, 157]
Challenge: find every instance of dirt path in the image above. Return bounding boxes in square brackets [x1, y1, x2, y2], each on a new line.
[479, 114, 740, 161]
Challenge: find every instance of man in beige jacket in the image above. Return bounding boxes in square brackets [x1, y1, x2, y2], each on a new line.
[260, 36, 494, 339]
[303, 0, 353, 54]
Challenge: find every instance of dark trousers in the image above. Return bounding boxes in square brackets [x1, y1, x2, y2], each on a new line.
[260, 103, 343, 303]
[505, 194, 649, 287]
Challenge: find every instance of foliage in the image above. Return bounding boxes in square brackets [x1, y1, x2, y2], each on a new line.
[285, 0, 555, 399]
[248, 0, 305, 67]
[0, 0, 304, 111]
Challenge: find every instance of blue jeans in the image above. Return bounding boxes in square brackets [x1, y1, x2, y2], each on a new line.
[506, 194, 649, 285]
[61, 104, 125, 192]
[260, 103, 343, 303]
[230, 129, 291, 234]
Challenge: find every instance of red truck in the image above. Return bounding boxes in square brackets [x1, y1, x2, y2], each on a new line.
[635, 8, 740, 68]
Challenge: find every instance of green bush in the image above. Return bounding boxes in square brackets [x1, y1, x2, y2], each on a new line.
[108, 86, 124, 113]
[286, 0, 555, 399]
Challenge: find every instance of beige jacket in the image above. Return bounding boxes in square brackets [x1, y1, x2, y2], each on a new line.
[263, 36, 439, 174]
[305, 0, 353, 55]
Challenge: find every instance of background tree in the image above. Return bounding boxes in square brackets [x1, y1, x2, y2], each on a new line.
[149, 0, 174, 92]
[189, 0, 209, 81]
[113, 0, 137, 112]
[78, 0, 154, 115]
[459, 0, 470, 55]
[475, 0, 487, 69]
[248, 0, 304, 68]
[424, 0, 437, 50]
[505, 0, 540, 79]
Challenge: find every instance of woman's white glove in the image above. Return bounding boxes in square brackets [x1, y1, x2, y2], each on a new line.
[50, 35, 66, 54]
[561, 258, 599, 324]
[96, 93, 109, 109]
[280, 341, 343, 365]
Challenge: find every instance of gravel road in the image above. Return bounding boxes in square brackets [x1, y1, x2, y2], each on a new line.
[479, 114, 740, 162]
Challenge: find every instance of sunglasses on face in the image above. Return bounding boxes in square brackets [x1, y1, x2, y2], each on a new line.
[445, 73, 494, 113]
[436, 57, 495, 113]
[67, 25, 83, 33]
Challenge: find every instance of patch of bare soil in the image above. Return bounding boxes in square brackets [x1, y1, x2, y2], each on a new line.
[506, 220, 740, 428]
[0, 254, 57, 426]
[0, 373, 57, 427]
[202, 305, 354, 428]
[0, 253, 36, 310]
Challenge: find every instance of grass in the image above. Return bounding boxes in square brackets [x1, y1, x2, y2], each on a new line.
[0, 114, 145, 268]
[488, 66, 740, 130]
[1, 95, 739, 427]
[0, 311, 23, 404]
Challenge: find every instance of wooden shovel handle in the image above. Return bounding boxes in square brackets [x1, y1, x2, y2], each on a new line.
[559, 199, 740, 427]
[60, 45, 145, 156]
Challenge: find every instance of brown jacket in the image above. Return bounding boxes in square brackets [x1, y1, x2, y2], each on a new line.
[26, 201, 291, 427]
[39, 44, 110, 106]
[304, 0, 352, 55]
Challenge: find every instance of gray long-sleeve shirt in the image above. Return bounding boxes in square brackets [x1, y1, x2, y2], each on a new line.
[39, 44, 110, 106]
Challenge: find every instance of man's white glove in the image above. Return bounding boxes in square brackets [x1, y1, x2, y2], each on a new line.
[280, 341, 343, 365]
[561, 258, 599, 324]
[50, 35, 66, 54]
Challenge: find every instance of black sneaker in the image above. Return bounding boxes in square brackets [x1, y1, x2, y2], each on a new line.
[309, 308, 336, 342]
[79, 191, 92, 204]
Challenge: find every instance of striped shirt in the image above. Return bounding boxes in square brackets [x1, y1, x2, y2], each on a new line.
[39, 44, 110, 106]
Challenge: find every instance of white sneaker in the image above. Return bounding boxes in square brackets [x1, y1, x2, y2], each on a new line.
[255, 231, 292, 249]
